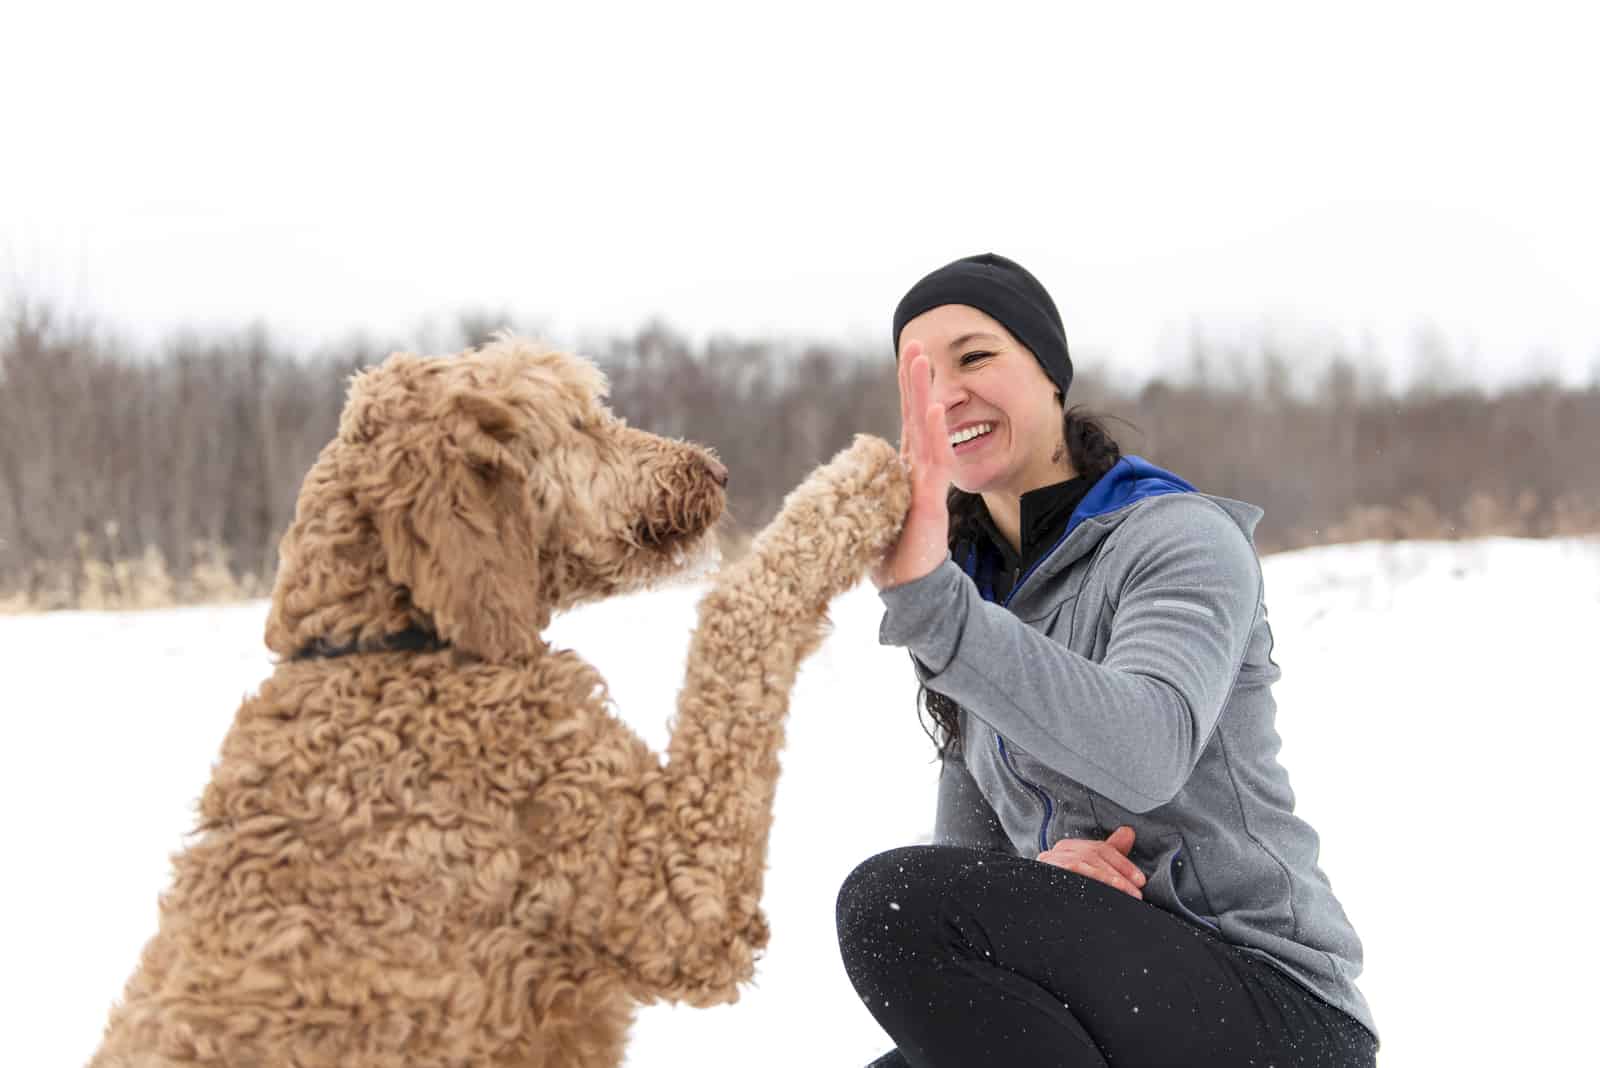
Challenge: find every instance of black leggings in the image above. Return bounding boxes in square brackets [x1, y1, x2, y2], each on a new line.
[836, 846, 1377, 1068]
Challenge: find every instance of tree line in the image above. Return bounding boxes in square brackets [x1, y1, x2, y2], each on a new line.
[1, 298, 1595, 609]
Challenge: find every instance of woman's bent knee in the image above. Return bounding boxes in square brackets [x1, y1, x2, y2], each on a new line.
[839, 846, 929, 907]
[837, 845, 1007, 966]
[839, 847, 926, 943]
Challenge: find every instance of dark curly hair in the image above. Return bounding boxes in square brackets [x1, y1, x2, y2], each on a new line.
[918, 403, 1124, 758]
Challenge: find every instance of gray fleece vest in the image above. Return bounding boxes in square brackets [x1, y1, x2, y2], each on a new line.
[879, 491, 1377, 1038]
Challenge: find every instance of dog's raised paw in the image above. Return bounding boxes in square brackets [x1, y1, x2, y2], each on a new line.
[747, 434, 910, 593]
[830, 433, 911, 558]
[817, 434, 904, 499]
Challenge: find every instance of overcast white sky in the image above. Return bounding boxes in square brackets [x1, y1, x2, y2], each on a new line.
[4, 0, 1597, 389]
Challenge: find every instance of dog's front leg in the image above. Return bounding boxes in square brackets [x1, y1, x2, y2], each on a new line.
[609, 435, 908, 1006]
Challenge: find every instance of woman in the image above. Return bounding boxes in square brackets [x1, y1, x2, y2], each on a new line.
[837, 254, 1378, 1067]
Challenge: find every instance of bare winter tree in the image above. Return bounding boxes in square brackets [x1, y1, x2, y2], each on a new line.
[1, 297, 1595, 607]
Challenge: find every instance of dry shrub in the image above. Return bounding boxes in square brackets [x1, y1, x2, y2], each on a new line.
[1549, 493, 1600, 537]
[1317, 496, 1451, 545]
[11, 560, 76, 612]
[1461, 491, 1541, 538]
[8, 490, 1596, 612]
[183, 540, 265, 603]
[78, 536, 179, 611]
[1300, 489, 1600, 549]
[0, 538, 263, 612]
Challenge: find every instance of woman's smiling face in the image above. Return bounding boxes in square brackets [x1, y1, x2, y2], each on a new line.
[897, 303, 1067, 499]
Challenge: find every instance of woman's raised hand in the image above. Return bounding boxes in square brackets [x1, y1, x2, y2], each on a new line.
[1036, 826, 1148, 900]
[871, 341, 957, 590]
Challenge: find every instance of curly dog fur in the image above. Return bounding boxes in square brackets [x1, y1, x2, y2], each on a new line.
[88, 336, 910, 1068]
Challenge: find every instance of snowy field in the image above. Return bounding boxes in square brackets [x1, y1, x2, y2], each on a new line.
[6, 536, 1598, 1066]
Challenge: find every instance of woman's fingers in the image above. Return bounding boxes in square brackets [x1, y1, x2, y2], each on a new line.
[897, 358, 909, 460]
[870, 342, 953, 590]
[1100, 828, 1146, 888]
[907, 353, 954, 488]
[1102, 848, 1147, 890]
[897, 340, 922, 461]
[902, 352, 949, 505]
[921, 395, 945, 474]
[1078, 856, 1144, 899]
[1038, 850, 1144, 900]
[1039, 834, 1149, 900]
[929, 402, 954, 482]
[876, 348, 947, 591]
[895, 343, 955, 492]
[906, 352, 931, 463]
[1090, 863, 1144, 900]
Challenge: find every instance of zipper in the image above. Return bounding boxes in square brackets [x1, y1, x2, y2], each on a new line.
[1002, 560, 1040, 609]
[996, 734, 1054, 853]
[992, 522, 1076, 854]
[1001, 526, 1074, 608]
[1170, 847, 1221, 932]
[976, 505, 1101, 854]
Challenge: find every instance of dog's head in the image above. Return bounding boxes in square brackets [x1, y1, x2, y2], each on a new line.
[265, 336, 727, 662]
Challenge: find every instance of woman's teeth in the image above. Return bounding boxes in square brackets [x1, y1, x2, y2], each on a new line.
[949, 423, 994, 447]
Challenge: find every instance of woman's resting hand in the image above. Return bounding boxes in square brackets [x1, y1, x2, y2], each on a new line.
[1036, 826, 1148, 900]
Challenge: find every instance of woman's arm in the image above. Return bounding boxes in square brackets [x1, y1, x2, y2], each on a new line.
[882, 495, 1261, 814]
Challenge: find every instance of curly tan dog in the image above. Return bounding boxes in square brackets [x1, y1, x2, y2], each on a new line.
[89, 336, 909, 1068]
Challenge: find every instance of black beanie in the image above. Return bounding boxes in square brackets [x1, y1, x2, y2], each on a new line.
[892, 252, 1073, 398]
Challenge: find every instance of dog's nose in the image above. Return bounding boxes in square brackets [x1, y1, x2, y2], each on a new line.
[704, 456, 729, 487]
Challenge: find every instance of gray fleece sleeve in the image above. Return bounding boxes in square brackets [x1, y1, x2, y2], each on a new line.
[934, 749, 1011, 851]
[880, 497, 1260, 814]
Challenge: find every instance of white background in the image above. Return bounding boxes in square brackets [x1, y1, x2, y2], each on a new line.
[8, 536, 1599, 1065]
[4, 1, 1598, 388]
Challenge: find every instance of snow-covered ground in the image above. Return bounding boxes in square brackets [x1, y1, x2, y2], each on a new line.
[6, 537, 1597, 1066]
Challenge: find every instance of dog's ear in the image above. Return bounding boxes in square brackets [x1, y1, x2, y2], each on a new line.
[370, 386, 550, 660]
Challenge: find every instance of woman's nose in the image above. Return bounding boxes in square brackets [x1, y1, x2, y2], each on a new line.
[929, 366, 967, 409]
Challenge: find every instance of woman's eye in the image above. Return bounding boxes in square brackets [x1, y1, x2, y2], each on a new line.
[959, 351, 992, 366]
